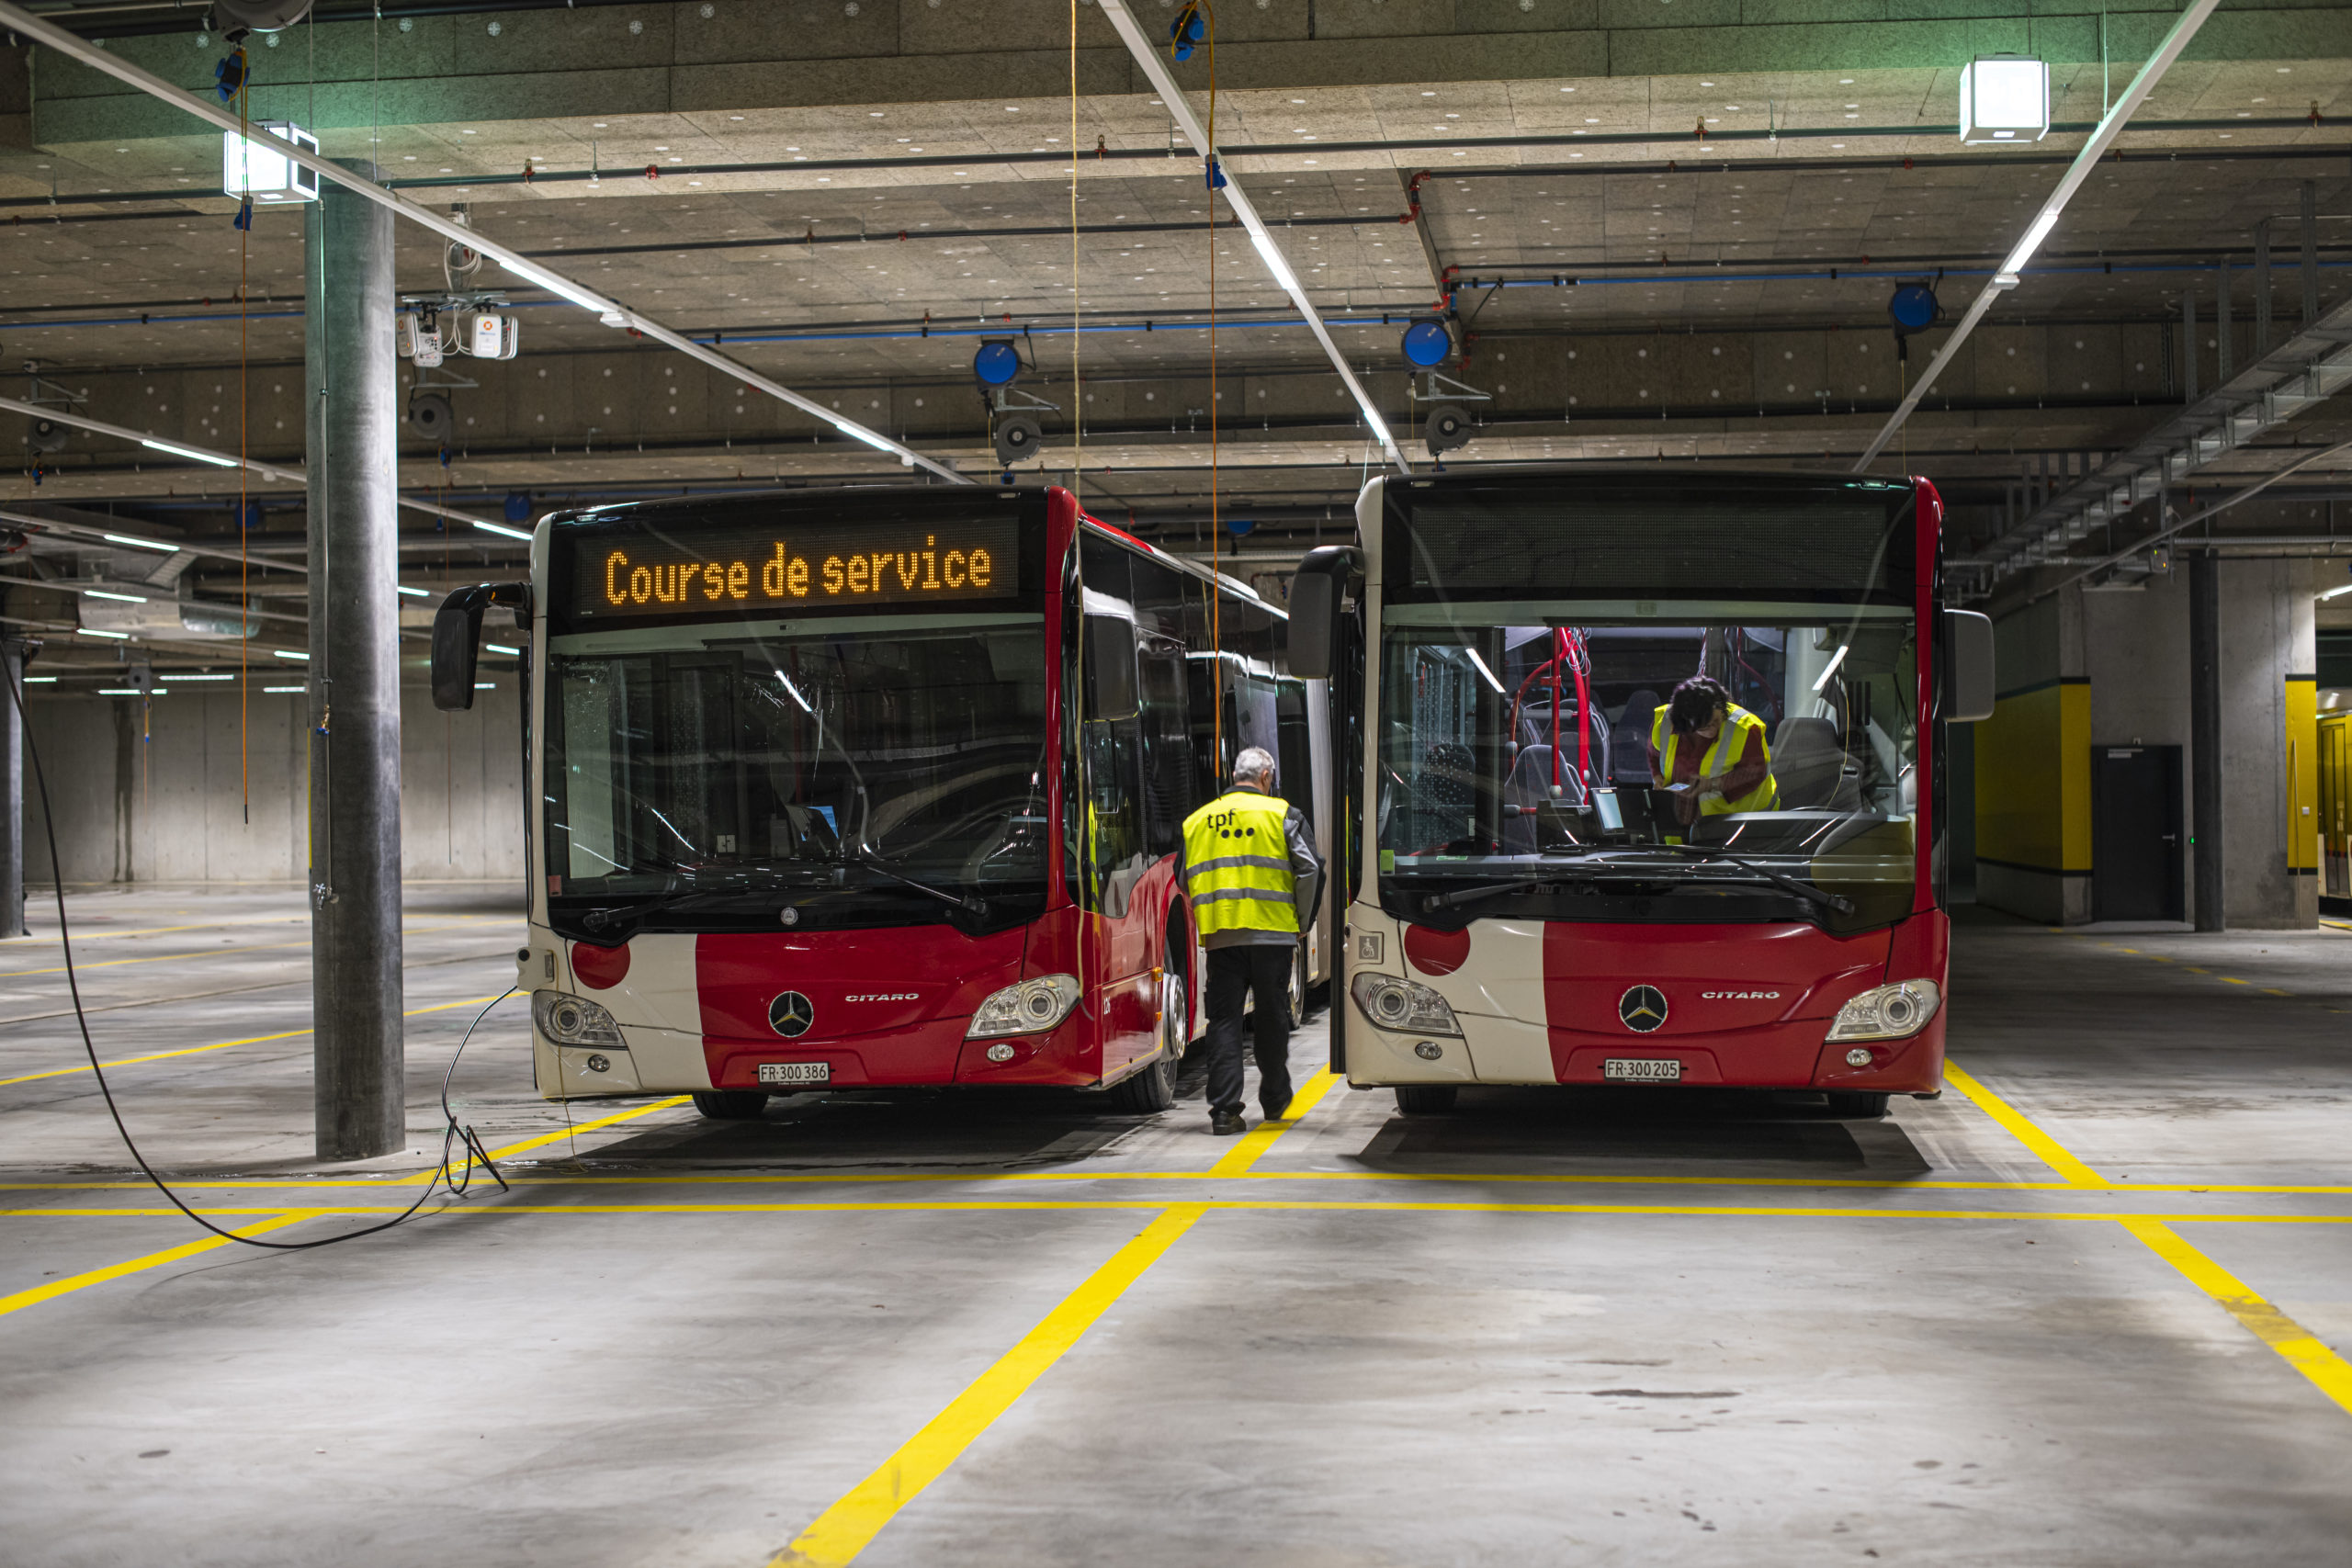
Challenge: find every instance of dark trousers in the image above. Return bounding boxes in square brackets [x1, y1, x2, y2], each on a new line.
[1204, 943, 1295, 1118]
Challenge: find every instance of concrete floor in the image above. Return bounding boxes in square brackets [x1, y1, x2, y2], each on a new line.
[2, 892, 2347, 1567]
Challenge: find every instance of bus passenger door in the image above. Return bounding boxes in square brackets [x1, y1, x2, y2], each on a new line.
[1083, 613, 1158, 1080]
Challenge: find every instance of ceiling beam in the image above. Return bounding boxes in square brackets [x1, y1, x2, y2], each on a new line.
[1852, 0, 2223, 473]
[1094, 0, 1411, 477]
[0, 0, 968, 488]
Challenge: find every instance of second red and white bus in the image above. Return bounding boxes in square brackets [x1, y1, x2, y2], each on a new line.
[1288, 468, 1993, 1116]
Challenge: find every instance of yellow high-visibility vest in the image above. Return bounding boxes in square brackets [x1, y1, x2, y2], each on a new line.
[1181, 789, 1300, 938]
[1650, 702, 1779, 816]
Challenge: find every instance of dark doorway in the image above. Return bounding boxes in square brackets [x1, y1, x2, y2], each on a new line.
[2093, 744, 2184, 920]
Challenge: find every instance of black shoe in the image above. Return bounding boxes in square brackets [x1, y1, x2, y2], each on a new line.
[1209, 1110, 1248, 1136]
[1261, 1096, 1293, 1122]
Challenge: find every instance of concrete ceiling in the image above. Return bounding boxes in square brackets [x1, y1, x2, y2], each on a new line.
[2, 0, 2350, 671]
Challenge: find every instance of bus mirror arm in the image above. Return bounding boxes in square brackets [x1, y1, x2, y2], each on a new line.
[432, 582, 533, 712]
[1286, 546, 1361, 682]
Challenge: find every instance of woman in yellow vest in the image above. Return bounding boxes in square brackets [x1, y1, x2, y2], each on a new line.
[1647, 674, 1778, 829]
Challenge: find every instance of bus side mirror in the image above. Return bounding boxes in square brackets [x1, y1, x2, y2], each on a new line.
[1286, 545, 1360, 681]
[1944, 608, 1996, 722]
[432, 582, 532, 711]
[1086, 615, 1137, 720]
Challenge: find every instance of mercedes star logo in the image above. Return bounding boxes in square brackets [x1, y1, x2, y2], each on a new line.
[1618, 985, 1669, 1033]
[769, 991, 816, 1038]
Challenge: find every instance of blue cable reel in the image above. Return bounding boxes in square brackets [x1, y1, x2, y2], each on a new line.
[973, 339, 1023, 389]
[1400, 316, 1453, 369]
[1887, 284, 1940, 333]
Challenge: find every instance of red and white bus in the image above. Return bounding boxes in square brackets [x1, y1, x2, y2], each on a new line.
[1287, 468, 1993, 1116]
[434, 485, 1331, 1118]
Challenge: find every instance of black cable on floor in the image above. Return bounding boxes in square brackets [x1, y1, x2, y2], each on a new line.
[7, 660, 513, 1250]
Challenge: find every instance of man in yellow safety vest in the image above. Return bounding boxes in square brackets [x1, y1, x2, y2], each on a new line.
[1178, 746, 1323, 1136]
[1648, 674, 1778, 830]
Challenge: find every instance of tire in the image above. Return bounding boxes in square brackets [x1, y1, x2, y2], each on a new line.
[1288, 946, 1307, 1025]
[692, 1089, 770, 1121]
[1106, 1050, 1176, 1113]
[1394, 1085, 1458, 1115]
[1825, 1090, 1890, 1120]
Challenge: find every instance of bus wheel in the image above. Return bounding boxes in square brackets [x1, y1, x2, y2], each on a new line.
[692, 1090, 770, 1121]
[1395, 1085, 1457, 1115]
[1107, 1051, 1176, 1114]
[1825, 1091, 1890, 1119]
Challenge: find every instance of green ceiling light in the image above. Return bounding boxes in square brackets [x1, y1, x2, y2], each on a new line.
[1959, 55, 2050, 144]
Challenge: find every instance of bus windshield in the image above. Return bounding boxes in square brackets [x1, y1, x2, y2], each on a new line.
[1375, 606, 1918, 929]
[545, 609, 1051, 934]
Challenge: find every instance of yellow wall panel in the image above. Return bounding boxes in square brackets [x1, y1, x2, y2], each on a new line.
[1975, 680, 2093, 874]
[2287, 678, 2319, 873]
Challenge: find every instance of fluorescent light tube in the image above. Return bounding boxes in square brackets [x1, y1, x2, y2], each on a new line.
[775, 671, 813, 713]
[2002, 210, 2060, 276]
[484, 643, 521, 656]
[473, 682, 495, 691]
[97, 687, 157, 695]
[1464, 649, 1505, 694]
[22, 676, 56, 683]
[498, 255, 614, 315]
[161, 673, 233, 682]
[83, 589, 149, 604]
[472, 519, 534, 542]
[273, 649, 311, 661]
[2319, 583, 2352, 601]
[838, 422, 899, 453]
[103, 534, 175, 553]
[139, 438, 240, 468]
[1811, 643, 1850, 694]
[396, 585, 431, 598]
[264, 685, 305, 694]
[82, 628, 130, 639]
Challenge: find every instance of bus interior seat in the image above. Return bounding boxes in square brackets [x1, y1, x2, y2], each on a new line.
[1611, 688, 1662, 787]
[1770, 716, 1860, 811]
[1501, 744, 1566, 852]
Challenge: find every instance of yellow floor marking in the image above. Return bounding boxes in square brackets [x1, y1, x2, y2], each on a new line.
[1951, 1059, 2352, 1418]
[769, 1203, 1205, 1568]
[1941, 1063, 2112, 1188]
[1, 915, 311, 943]
[2221, 976, 2249, 986]
[0, 994, 506, 1089]
[1209, 1066, 1340, 1178]
[0, 1213, 307, 1318]
[0, 918, 503, 979]
[2120, 1218, 2352, 1417]
[477, 1095, 694, 1163]
[2183, 965, 2210, 974]
[12, 1201, 2351, 1225]
[2264, 988, 2291, 997]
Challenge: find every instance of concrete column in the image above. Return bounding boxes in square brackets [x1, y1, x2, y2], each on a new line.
[2189, 550, 2222, 931]
[304, 165, 405, 1161]
[2254, 219, 2272, 355]
[0, 638, 24, 938]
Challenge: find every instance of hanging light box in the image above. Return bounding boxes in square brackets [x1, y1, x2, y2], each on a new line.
[1958, 56, 2050, 144]
[222, 120, 321, 204]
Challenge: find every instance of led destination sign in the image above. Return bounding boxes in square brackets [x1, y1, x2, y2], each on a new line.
[569, 516, 1021, 619]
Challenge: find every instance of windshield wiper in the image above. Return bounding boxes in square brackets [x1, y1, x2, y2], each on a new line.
[582, 887, 727, 933]
[1426, 872, 1606, 911]
[1642, 842, 1855, 915]
[855, 850, 989, 917]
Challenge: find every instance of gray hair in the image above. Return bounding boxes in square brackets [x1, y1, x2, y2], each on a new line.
[1233, 746, 1278, 785]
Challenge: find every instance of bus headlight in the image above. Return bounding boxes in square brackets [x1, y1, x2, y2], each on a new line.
[967, 975, 1080, 1038]
[1826, 980, 1941, 1042]
[534, 990, 623, 1047]
[1351, 974, 1461, 1037]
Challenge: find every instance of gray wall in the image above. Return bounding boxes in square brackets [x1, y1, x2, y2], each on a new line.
[2218, 557, 2317, 930]
[22, 677, 526, 886]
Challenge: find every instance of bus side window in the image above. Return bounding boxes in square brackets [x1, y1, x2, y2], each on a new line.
[1276, 678, 1313, 829]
